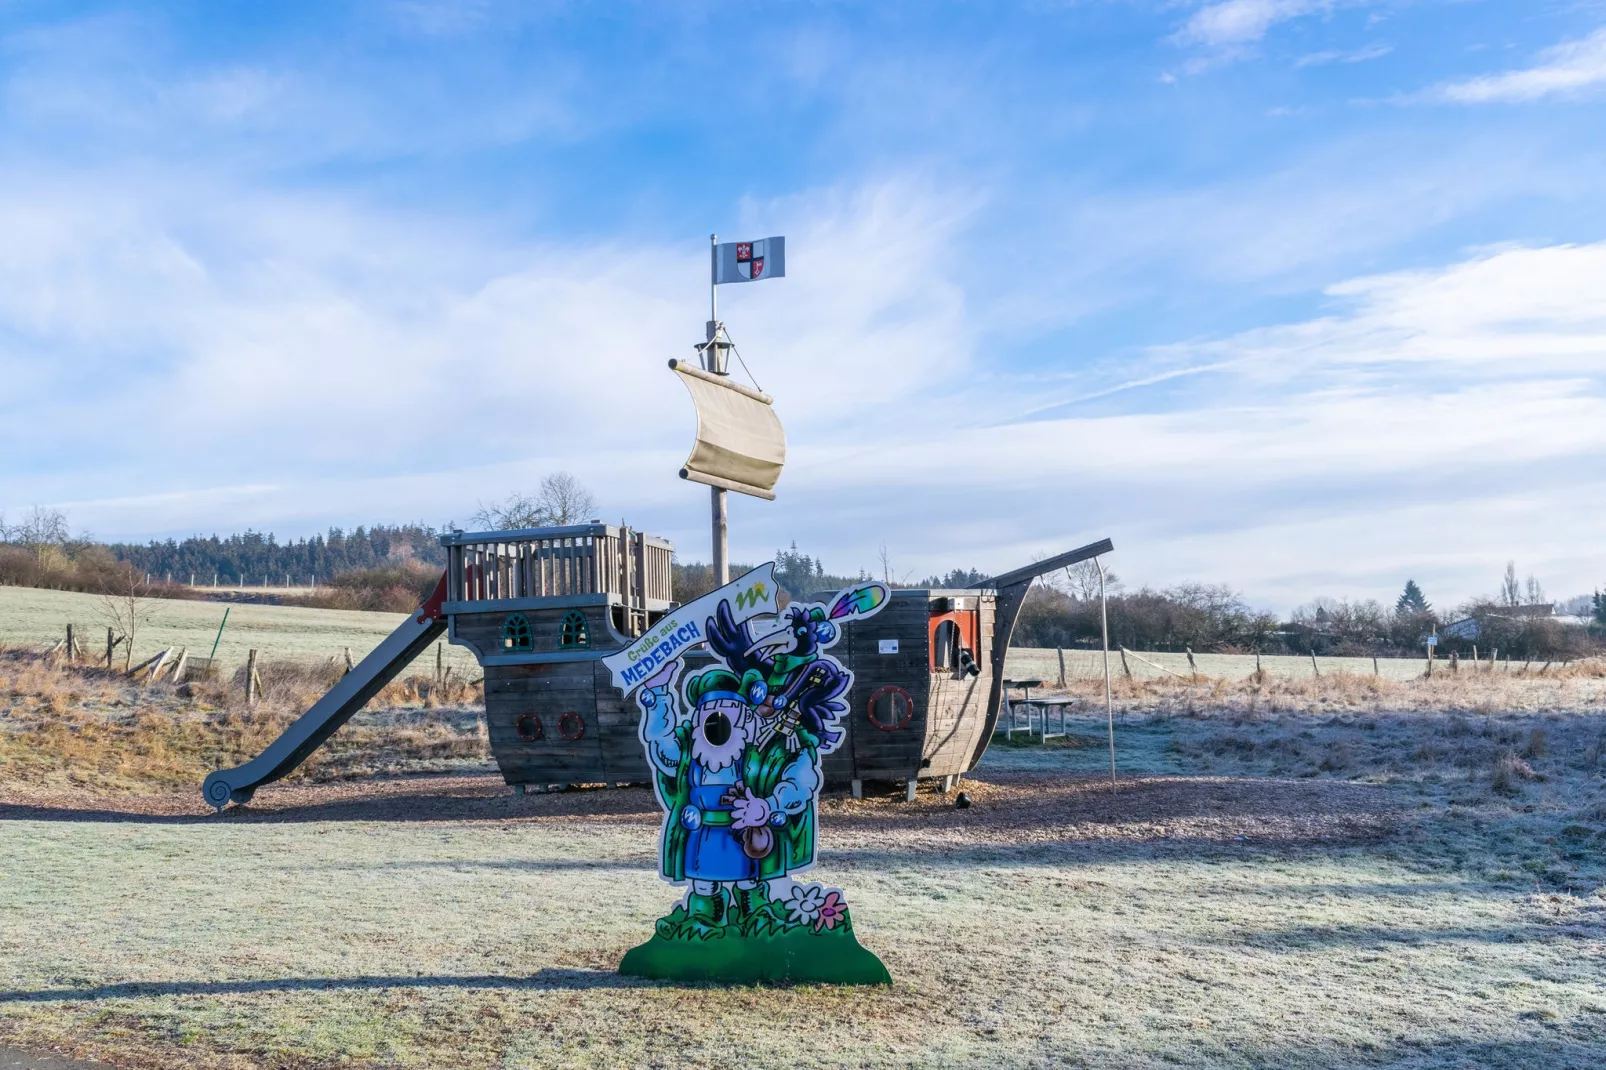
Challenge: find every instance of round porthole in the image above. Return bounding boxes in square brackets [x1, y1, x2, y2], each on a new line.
[515, 714, 543, 742]
[558, 711, 586, 740]
[867, 686, 914, 731]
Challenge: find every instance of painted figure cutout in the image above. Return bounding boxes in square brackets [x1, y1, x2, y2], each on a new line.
[615, 572, 892, 984]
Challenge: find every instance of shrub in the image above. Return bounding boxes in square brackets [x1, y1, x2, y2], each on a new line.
[293, 565, 441, 613]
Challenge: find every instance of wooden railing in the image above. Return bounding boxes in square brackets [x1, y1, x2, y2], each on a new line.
[441, 524, 673, 609]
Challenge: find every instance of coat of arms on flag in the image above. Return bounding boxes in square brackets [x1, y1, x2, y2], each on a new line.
[715, 236, 786, 285]
[736, 240, 767, 280]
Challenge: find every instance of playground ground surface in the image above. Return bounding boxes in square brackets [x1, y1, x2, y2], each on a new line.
[2, 652, 1605, 1068]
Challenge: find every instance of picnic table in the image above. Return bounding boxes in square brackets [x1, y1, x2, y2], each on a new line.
[997, 679, 1078, 741]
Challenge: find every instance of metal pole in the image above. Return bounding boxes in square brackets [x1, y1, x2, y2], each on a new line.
[1099, 558, 1116, 794]
[708, 231, 729, 584]
[209, 607, 230, 661]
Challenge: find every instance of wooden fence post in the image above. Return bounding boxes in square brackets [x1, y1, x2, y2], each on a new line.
[1450, 651, 1459, 675]
[1309, 648, 1320, 678]
[246, 649, 258, 707]
[1185, 646, 1198, 682]
[1056, 647, 1067, 689]
[106, 627, 114, 669]
[343, 647, 354, 675]
[1373, 656, 1379, 677]
[1119, 647, 1133, 680]
[65, 623, 74, 663]
[436, 642, 444, 684]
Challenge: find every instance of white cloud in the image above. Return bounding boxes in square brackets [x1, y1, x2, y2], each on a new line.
[1433, 27, 1606, 103]
[0, 160, 975, 540]
[1175, 0, 1326, 50]
[1295, 42, 1391, 68]
[777, 242, 1606, 610]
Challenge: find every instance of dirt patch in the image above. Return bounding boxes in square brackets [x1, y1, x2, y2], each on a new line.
[0, 768, 1397, 849]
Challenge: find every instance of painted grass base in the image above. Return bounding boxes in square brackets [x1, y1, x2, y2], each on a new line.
[619, 921, 891, 985]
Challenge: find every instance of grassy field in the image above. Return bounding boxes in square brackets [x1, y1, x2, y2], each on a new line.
[1011, 647, 1458, 683]
[0, 583, 1483, 685]
[0, 586, 479, 677]
[2, 654, 1604, 1069]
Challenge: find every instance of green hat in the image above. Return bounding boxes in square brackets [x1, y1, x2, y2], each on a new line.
[685, 667, 768, 708]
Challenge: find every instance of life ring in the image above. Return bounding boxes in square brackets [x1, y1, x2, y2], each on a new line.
[558, 711, 586, 740]
[866, 685, 914, 731]
[515, 714, 543, 742]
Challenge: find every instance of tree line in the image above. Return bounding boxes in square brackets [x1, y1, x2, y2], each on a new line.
[107, 526, 446, 586]
[5, 486, 1603, 659]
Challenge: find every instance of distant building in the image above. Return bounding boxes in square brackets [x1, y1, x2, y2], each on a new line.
[1443, 604, 1557, 642]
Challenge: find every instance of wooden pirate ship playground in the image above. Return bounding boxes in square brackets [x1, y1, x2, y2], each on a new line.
[201, 231, 1113, 810]
[202, 526, 1110, 809]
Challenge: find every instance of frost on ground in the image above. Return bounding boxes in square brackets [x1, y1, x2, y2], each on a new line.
[0, 661, 1604, 1068]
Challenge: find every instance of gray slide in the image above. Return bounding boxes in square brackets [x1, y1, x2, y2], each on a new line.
[201, 574, 449, 812]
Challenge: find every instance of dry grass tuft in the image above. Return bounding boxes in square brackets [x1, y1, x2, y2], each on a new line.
[0, 645, 487, 792]
[1490, 752, 1541, 795]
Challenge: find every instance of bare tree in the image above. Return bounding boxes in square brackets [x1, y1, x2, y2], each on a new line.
[99, 563, 154, 671]
[1524, 573, 1547, 607]
[8, 506, 70, 561]
[472, 473, 598, 530]
[1056, 559, 1121, 601]
[1501, 561, 1521, 607]
[539, 472, 598, 525]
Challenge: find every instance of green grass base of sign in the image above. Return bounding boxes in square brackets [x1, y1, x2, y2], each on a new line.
[619, 919, 891, 986]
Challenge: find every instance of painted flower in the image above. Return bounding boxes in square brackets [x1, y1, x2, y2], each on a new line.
[814, 890, 846, 932]
[784, 882, 827, 927]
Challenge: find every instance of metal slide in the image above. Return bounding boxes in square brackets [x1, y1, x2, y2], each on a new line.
[201, 574, 450, 812]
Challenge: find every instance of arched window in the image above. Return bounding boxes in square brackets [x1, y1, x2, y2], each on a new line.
[501, 613, 533, 652]
[560, 610, 590, 649]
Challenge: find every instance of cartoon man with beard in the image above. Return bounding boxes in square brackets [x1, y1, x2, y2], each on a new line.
[635, 658, 822, 938]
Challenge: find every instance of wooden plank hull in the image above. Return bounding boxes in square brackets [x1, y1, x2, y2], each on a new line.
[466, 589, 1002, 790]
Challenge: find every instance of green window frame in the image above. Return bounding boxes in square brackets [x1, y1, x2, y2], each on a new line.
[560, 610, 590, 649]
[501, 613, 533, 652]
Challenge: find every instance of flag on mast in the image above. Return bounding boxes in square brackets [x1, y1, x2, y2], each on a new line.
[713, 237, 786, 284]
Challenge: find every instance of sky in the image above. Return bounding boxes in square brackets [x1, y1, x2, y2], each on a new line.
[2, 0, 1604, 613]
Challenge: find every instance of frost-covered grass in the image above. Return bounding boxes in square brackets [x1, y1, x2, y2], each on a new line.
[3, 717, 1605, 1069]
[3, 608, 1606, 1068]
[0, 585, 478, 676]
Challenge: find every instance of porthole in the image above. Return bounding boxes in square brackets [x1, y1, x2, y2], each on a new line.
[560, 610, 590, 649]
[866, 686, 914, 731]
[515, 714, 543, 741]
[558, 711, 586, 740]
[502, 613, 533, 652]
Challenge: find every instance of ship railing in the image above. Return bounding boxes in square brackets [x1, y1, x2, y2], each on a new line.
[441, 524, 673, 611]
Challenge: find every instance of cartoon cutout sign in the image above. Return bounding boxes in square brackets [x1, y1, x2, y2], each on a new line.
[611, 566, 892, 984]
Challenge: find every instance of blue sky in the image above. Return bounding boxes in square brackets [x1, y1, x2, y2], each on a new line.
[2, 0, 1605, 612]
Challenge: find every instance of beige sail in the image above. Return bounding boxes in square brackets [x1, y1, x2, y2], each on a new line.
[670, 360, 786, 500]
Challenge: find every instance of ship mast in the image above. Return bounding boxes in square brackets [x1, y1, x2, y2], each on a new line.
[704, 232, 731, 585]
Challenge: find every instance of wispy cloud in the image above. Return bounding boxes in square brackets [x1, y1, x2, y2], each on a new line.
[1295, 42, 1390, 68]
[1174, 0, 1328, 50]
[1432, 27, 1606, 103]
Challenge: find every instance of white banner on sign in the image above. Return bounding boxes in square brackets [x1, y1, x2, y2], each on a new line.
[603, 563, 778, 695]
